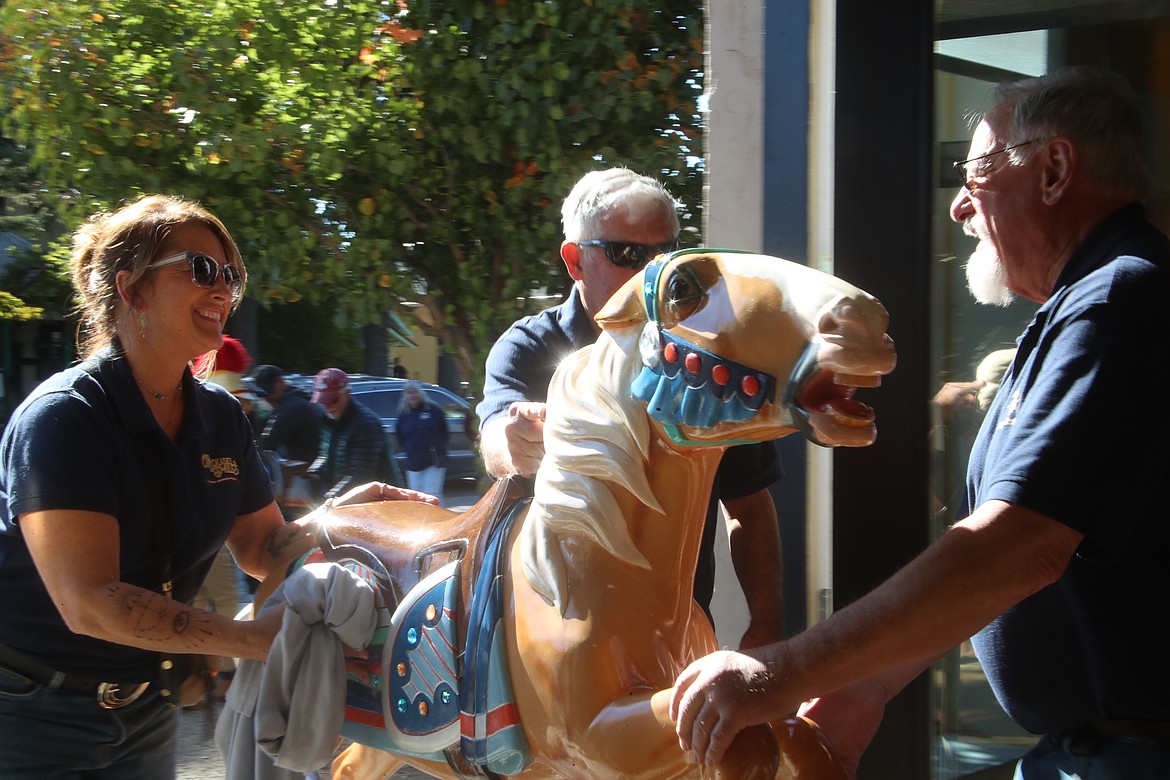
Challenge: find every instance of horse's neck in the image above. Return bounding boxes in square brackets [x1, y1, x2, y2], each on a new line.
[522, 330, 732, 615]
[637, 438, 725, 574]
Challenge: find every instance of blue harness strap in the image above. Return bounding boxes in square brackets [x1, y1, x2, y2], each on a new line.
[459, 497, 533, 774]
[632, 250, 779, 446]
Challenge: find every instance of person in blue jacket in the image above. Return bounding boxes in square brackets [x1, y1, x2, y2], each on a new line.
[395, 380, 449, 502]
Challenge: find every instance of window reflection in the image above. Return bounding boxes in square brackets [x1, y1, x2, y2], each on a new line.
[931, 7, 1170, 778]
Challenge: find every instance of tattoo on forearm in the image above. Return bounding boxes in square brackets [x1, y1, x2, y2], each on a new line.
[266, 522, 306, 560]
[110, 586, 215, 650]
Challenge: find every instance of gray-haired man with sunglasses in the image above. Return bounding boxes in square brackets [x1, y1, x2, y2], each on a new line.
[476, 167, 786, 649]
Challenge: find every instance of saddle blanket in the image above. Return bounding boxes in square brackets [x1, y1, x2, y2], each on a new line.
[336, 497, 531, 774]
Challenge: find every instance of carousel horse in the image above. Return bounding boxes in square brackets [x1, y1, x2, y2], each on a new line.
[264, 249, 895, 780]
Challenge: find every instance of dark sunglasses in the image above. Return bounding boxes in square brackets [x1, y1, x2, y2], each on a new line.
[148, 251, 243, 298]
[576, 238, 683, 270]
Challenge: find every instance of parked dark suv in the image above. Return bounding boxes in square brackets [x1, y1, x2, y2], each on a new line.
[286, 374, 480, 481]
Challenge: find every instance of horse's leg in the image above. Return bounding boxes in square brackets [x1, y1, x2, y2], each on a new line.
[583, 692, 850, 779]
[330, 743, 402, 780]
[330, 744, 463, 780]
[771, 716, 849, 780]
[575, 689, 780, 779]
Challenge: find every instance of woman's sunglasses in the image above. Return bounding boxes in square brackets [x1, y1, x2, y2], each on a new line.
[148, 251, 243, 299]
[576, 238, 683, 270]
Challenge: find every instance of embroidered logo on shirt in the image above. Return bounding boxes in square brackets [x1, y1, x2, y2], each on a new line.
[996, 389, 1022, 429]
[202, 453, 241, 482]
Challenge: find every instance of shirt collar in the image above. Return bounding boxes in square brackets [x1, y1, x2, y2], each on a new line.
[1050, 202, 1147, 294]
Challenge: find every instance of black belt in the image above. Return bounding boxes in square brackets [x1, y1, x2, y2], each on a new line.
[1056, 720, 1170, 756]
[0, 642, 150, 709]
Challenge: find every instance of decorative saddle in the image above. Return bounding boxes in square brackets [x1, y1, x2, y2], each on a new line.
[310, 476, 533, 777]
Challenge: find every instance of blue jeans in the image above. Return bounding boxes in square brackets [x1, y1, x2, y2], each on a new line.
[1016, 734, 1170, 779]
[0, 664, 179, 779]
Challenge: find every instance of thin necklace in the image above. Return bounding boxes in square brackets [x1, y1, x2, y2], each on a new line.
[134, 375, 183, 400]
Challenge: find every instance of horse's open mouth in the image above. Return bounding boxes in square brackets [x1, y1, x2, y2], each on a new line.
[790, 367, 879, 447]
[796, 369, 877, 427]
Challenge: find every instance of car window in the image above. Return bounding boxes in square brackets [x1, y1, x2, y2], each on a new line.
[350, 385, 468, 420]
[355, 389, 402, 418]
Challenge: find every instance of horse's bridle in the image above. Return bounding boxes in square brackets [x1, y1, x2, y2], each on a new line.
[631, 248, 780, 447]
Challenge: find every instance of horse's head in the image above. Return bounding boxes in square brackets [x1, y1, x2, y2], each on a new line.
[596, 249, 896, 448]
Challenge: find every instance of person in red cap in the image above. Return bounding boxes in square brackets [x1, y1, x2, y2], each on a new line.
[307, 368, 395, 501]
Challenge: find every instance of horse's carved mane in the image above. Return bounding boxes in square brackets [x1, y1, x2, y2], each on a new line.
[520, 324, 665, 613]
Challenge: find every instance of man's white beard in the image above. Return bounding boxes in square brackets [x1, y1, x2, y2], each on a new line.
[965, 240, 1015, 307]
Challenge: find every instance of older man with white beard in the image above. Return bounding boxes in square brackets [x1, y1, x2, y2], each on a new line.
[669, 66, 1170, 778]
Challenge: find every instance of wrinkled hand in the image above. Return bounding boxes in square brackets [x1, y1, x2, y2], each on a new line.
[669, 649, 784, 768]
[334, 481, 440, 507]
[502, 402, 546, 477]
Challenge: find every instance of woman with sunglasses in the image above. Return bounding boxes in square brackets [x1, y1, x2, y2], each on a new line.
[0, 194, 432, 778]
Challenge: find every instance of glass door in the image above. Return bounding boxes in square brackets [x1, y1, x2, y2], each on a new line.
[930, 3, 1170, 777]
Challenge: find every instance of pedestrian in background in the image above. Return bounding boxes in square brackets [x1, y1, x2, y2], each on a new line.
[251, 364, 323, 519]
[307, 368, 393, 501]
[395, 380, 449, 501]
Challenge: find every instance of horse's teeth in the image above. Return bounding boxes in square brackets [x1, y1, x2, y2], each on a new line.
[834, 372, 881, 388]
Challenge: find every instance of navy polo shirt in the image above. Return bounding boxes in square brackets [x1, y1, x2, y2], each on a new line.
[477, 287, 782, 612]
[0, 347, 273, 680]
[968, 204, 1170, 734]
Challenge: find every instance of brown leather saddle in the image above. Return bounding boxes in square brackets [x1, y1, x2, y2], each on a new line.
[311, 476, 533, 776]
[315, 475, 529, 634]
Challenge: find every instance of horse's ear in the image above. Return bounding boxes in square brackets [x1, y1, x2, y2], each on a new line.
[595, 272, 648, 330]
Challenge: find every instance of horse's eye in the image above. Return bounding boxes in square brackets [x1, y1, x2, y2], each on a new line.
[661, 266, 705, 324]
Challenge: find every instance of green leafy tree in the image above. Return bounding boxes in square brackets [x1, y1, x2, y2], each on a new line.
[0, 0, 703, 382]
[0, 137, 72, 322]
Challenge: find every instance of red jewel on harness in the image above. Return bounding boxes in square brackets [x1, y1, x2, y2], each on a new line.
[685, 353, 701, 374]
[742, 375, 760, 397]
[712, 365, 730, 385]
[664, 342, 678, 363]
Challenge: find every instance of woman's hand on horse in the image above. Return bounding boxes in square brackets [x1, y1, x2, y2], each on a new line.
[669, 648, 785, 768]
[335, 482, 440, 507]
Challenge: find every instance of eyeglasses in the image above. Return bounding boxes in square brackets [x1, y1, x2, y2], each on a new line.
[952, 139, 1044, 191]
[148, 251, 243, 299]
[576, 238, 683, 270]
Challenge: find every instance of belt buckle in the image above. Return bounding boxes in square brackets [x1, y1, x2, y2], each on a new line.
[97, 681, 149, 709]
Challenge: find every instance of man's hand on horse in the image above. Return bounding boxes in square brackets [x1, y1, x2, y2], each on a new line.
[505, 401, 547, 477]
[670, 648, 788, 768]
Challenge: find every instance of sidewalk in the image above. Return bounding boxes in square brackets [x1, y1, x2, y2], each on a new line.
[177, 699, 431, 779]
[178, 478, 485, 779]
